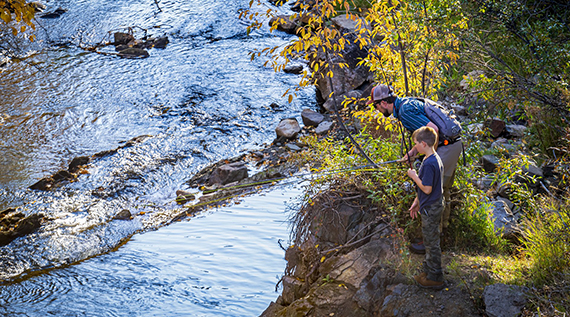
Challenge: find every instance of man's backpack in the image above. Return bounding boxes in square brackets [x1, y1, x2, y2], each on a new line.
[417, 98, 462, 142]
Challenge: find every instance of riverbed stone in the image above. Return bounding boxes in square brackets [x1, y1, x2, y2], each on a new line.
[175, 190, 196, 204]
[285, 143, 302, 151]
[69, 156, 91, 173]
[283, 65, 303, 74]
[113, 209, 132, 220]
[301, 109, 324, 127]
[39, 7, 67, 18]
[151, 36, 169, 49]
[315, 121, 333, 135]
[114, 32, 135, 45]
[208, 162, 248, 185]
[0, 212, 44, 246]
[275, 118, 301, 139]
[483, 283, 528, 317]
[117, 47, 149, 59]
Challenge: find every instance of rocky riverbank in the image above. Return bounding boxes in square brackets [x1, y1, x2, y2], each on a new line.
[249, 3, 566, 316]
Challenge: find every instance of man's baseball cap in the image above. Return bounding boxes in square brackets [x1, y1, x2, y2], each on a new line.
[366, 84, 394, 105]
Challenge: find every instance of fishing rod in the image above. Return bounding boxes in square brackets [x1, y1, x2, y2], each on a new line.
[180, 158, 404, 210]
[200, 158, 403, 195]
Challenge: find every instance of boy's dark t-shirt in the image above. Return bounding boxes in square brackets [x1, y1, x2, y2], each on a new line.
[417, 153, 444, 211]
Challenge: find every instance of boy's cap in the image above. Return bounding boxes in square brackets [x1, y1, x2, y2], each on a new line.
[366, 84, 394, 105]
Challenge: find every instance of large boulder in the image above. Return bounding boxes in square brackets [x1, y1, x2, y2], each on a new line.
[314, 34, 373, 102]
[301, 109, 324, 127]
[326, 238, 393, 288]
[275, 118, 301, 139]
[323, 90, 361, 112]
[114, 32, 135, 45]
[483, 283, 527, 317]
[208, 162, 248, 185]
[490, 200, 520, 239]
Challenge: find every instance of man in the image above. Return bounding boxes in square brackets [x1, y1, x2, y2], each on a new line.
[368, 84, 463, 253]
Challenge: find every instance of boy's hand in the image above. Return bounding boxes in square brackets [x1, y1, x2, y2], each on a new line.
[407, 168, 418, 180]
[408, 198, 419, 219]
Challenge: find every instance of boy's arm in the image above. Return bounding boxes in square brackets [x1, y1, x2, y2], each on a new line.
[407, 168, 433, 194]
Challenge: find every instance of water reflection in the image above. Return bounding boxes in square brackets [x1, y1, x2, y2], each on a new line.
[0, 185, 300, 316]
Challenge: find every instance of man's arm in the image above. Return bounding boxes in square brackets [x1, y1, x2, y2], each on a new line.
[399, 123, 439, 162]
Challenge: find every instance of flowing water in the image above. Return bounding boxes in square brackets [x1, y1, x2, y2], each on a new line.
[0, 0, 313, 315]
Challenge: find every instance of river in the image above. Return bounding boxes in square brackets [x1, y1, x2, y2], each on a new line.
[0, 0, 314, 315]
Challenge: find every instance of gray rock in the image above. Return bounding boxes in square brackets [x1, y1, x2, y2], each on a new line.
[323, 90, 361, 112]
[315, 43, 373, 103]
[281, 275, 304, 305]
[331, 15, 360, 32]
[315, 121, 333, 134]
[0, 211, 44, 246]
[114, 32, 135, 45]
[491, 138, 517, 152]
[175, 190, 196, 204]
[151, 36, 169, 49]
[301, 109, 324, 127]
[285, 143, 302, 151]
[269, 15, 298, 34]
[505, 124, 527, 138]
[117, 48, 149, 59]
[275, 118, 301, 139]
[522, 162, 543, 178]
[481, 155, 500, 173]
[486, 117, 506, 138]
[483, 283, 527, 317]
[451, 104, 467, 116]
[208, 162, 248, 185]
[496, 196, 515, 211]
[329, 239, 393, 288]
[490, 200, 520, 239]
[283, 65, 303, 74]
[466, 123, 483, 135]
[475, 176, 494, 191]
[113, 209, 132, 220]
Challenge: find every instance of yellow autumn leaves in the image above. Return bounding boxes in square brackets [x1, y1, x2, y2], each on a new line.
[0, 0, 36, 38]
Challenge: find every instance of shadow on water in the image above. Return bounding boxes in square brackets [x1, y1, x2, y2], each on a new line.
[0, 0, 313, 314]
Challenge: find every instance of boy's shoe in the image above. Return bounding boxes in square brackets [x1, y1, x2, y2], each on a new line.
[409, 240, 426, 254]
[414, 274, 444, 290]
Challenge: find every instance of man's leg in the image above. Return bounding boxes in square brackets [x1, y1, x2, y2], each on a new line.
[441, 169, 456, 231]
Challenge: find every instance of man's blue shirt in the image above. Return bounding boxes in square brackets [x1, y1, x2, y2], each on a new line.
[393, 97, 430, 132]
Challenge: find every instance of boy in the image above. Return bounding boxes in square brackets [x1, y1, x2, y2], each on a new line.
[406, 126, 445, 289]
